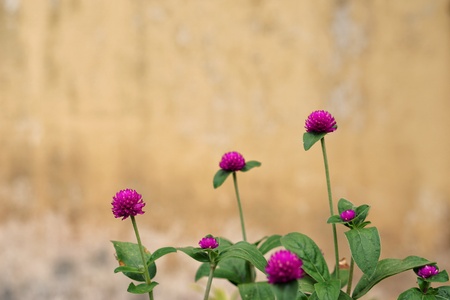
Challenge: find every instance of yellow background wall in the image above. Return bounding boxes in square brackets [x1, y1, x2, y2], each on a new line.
[1, 1, 449, 299]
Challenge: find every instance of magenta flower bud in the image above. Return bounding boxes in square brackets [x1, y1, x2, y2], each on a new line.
[199, 236, 219, 249]
[219, 151, 246, 171]
[266, 250, 304, 284]
[305, 110, 337, 133]
[111, 189, 146, 220]
[416, 265, 439, 279]
[340, 209, 356, 222]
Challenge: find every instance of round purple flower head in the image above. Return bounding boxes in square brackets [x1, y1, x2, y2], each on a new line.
[219, 151, 246, 172]
[111, 189, 146, 220]
[340, 209, 356, 222]
[199, 236, 219, 249]
[416, 265, 439, 279]
[266, 250, 304, 284]
[305, 110, 337, 133]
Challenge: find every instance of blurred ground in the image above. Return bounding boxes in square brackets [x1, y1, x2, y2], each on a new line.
[1, 0, 450, 299]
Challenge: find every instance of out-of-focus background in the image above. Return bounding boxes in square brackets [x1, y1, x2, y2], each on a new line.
[1, 0, 449, 299]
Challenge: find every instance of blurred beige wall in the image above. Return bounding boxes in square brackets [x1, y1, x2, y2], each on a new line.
[1, 0, 450, 299]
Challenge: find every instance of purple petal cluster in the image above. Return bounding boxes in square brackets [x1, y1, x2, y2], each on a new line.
[199, 236, 219, 249]
[111, 189, 146, 220]
[340, 209, 356, 222]
[305, 110, 337, 133]
[266, 250, 304, 284]
[417, 265, 439, 278]
[219, 151, 246, 172]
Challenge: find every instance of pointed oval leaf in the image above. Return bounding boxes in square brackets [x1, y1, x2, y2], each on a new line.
[111, 240, 154, 282]
[303, 132, 327, 151]
[423, 270, 449, 283]
[219, 241, 268, 274]
[258, 234, 282, 255]
[327, 215, 345, 225]
[127, 282, 159, 294]
[149, 247, 177, 264]
[114, 266, 142, 274]
[213, 169, 232, 188]
[238, 282, 275, 300]
[436, 286, 450, 299]
[271, 281, 299, 300]
[194, 261, 245, 284]
[352, 256, 434, 299]
[177, 246, 210, 263]
[345, 227, 380, 275]
[281, 232, 330, 282]
[314, 279, 341, 300]
[241, 161, 261, 172]
[337, 198, 355, 214]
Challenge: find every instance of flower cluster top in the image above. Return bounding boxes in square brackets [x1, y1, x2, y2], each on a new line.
[417, 265, 440, 279]
[265, 249, 304, 284]
[199, 236, 219, 249]
[219, 151, 246, 171]
[305, 110, 337, 133]
[111, 189, 146, 220]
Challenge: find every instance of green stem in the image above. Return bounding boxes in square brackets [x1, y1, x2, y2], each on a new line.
[232, 172, 247, 242]
[131, 215, 154, 300]
[203, 262, 217, 300]
[346, 257, 355, 295]
[320, 138, 340, 280]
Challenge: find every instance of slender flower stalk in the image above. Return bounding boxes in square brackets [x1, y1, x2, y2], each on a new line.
[199, 236, 219, 300]
[321, 138, 340, 279]
[203, 259, 217, 300]
[232, 172, 247, 242]
[131, 215, 154, 300]
[346, 257, 355, 294]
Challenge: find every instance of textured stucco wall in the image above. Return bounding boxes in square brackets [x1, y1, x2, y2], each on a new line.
[1, 1, 449, 299]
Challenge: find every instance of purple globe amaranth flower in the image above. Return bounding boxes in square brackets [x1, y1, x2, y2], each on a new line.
[219, 151, 246, 172]
[340, 209, 356, 222]
[305, 110, 337, 133]
[266, 250, 305, 284]
[417, 265, 439, 279]
[111, 189, 146, 220]
[199, 236, 219, 249]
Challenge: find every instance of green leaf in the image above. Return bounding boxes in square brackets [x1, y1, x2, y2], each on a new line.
[127, 282, 159, 294]
[337, 198, 355, 214]
[195, 260, 245, 284]
[426, 270, 450, 283]
[114, 266, 143, 274]
[219, 241, 268, 274]
[314, 279, 341, 300]
[332, 266, 349, 288]
[258, 234, 282, 255]
[177, 246, 210, 263]
[281, 232, 331, 283]
[238, 282, 275, 300]
[303, 132, 327, 151]
[271, 281, 299, 300]
[337, 291, 354, 300]
[309, 290, 353, 300]
[436, 286, 450, 299]
[398, 287, 436, 300]
[345, 227, 380, 275]
[296, 291, 309, 300]
[241, 161, 261, 172]
[353, 205, 370, 226]
[149, 246, 177, 264]
[327, 215, 345, 225]
[298, 275, 316, 294]
[352, 256, 434, 299]
[213, 169, 232, 188]
[111, 241, 155, 281]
